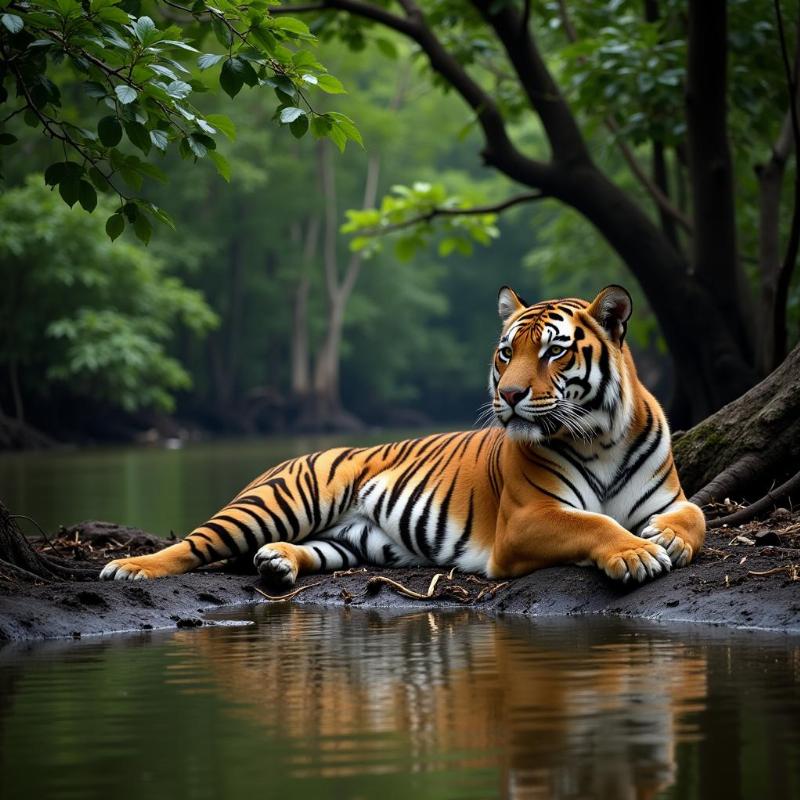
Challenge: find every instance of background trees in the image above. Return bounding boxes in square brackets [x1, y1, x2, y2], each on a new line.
[1, 0, 799, 445]
[0, 178, 216, 446]
[321, 0, 800, 424]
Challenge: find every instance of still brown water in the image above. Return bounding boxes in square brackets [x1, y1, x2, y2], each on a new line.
[1, 606, 799, 800]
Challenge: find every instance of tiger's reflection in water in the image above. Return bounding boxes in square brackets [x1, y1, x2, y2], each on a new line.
[170, 606, 707, 800]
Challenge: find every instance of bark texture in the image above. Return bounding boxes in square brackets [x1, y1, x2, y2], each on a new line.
[0, 501, 95, 582]
[673, 343, 800, 504]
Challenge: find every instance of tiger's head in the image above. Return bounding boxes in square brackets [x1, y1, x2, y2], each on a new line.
[490, 285, 634, 444]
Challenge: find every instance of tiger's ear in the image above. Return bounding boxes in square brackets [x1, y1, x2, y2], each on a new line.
[588, 285, 632, 344]
[498, 286, 528, 323]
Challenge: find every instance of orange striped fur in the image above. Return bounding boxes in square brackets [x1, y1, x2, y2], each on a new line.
[102, 286, 704, 586]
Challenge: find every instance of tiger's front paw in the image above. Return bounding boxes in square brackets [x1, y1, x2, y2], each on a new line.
[254, 544, 298, 592]
[600, 541, 672, 584]
[100, 557, 171, 581]
[640, 521, 693, 567]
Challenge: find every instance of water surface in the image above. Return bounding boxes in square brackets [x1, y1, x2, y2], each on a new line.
[1, 606, 798, 800]
[0, 432, 424, 535]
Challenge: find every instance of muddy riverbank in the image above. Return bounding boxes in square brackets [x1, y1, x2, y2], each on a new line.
[1, 512, 798, 641]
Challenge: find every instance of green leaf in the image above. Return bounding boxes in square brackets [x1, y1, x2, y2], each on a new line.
[272, 16, 311, 36]
[208, 150, 230, 182]
[211, 15, 233, 48]
[97, 6, 130, 23]
[198, 53, 224, 70]
[310, 115, 332, 139]
[327, 112, 362, 146]
[289, 115, 308, 138]
[220, 59, 244, 98]
[148, 64, 178, 81]
[97, 115, 122, 147]
[133, 212, 152, 244]
[316, 74, 346, 94]
[124, 120, 151, 154]
[0, 132, 17, 145]
[115, 84, 137, 104]
[185, 134, 207, 158]
[84, 81, 107, 99]
[148, 204, 176, 229]
[88, 166, 110, 192]
[165, 80, 192, 99]
[106, 213, 125, 241]
[327, 122, 347, 152]
[150, 129, 168, 151]
[205, 114, 236, 140]
[132, 16, 156, 44]
[1, 13, 23, 34]
[376, 38, 398, 59]
[122, 202, 139, 222]
[59, 178, 80, 208]
[44, 162, 65, 186]
[280, 106, 305, 124]
[78, 180, 97, 212]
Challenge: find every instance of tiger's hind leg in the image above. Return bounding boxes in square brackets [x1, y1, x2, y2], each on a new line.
[254, 515, 417, 590]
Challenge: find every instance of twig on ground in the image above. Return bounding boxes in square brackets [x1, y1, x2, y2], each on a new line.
[254, 581, 325, 602]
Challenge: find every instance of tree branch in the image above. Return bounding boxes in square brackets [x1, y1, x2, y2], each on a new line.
[555, 0, 692, 235]
[471, 0, 589, 166]
[276, 0, 557, 190]
[358, 191, 547, 237]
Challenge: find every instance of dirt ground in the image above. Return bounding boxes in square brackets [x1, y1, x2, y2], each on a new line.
[0, 509, 798, 642]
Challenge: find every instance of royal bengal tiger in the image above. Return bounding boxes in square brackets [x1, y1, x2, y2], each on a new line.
[101, 285, 705, 586]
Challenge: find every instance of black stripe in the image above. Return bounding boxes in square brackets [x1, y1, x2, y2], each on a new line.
[215, 514, 258, 552]
[523, 474, 578, 509]
[230, 505, 270, 547]
[432, 476, 457, 558]
[272, 482, 301, 539]
[451, 492, 475, 560]
[236, 494, 288, 540]
[629, 489, 681, 534]
[186, 537, 207, 564]
[627, 463, 672, 518]
[327, 448, 356, 484]
[523, 453, 586, 509]
[312, 545, 327, 570]
[203, 521, 242, 556]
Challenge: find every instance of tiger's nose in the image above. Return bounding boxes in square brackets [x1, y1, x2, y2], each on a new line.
[500, 387, 528, 407]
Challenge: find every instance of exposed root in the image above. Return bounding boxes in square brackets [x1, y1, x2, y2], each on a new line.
[253, 581, 325, 602]
[707, 468, 800, 528]
[691, 453, 766, 507]
[365, 572, 510, 605]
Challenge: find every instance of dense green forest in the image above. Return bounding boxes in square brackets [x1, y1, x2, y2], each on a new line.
[1, 0, 798, 445]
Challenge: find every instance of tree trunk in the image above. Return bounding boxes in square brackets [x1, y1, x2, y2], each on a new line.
[557, 164, 756, 425]
[756, 110, 793, 375]
[673, 342, 800, 503]
[290, 275, 311, 399]
[685, 0, 751, 355]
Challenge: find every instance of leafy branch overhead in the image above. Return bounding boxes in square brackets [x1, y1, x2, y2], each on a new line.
[341, 181, 542, 261]
[0, 0, 361, 241]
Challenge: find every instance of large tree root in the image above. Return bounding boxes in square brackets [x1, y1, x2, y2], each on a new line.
[706, 468, 800, 529]
[0, 501, 97, 582]
[675, 342, 800, 503]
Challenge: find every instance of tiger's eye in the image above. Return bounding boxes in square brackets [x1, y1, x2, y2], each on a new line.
[548, 345, 564, 357]
[499, 346, 512, 360]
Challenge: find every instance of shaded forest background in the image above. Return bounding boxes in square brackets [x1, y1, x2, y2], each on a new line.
[1, 0, 799, 448]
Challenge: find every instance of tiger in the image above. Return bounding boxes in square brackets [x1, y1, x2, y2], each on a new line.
[101, 285, 705, 587]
